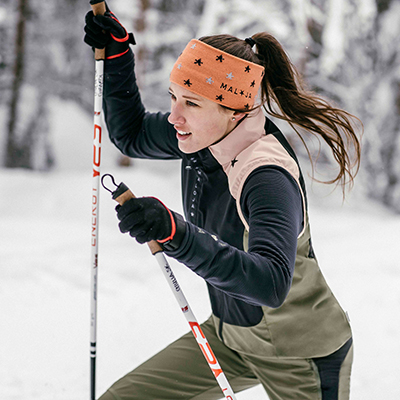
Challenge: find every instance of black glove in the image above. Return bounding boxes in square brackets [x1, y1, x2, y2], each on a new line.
[84, 5, 135, 59]
[116, 197, 186, 249]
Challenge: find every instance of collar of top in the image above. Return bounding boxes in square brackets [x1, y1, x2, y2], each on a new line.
[209, 108, 265, 167]
[170, 39, 265, 110]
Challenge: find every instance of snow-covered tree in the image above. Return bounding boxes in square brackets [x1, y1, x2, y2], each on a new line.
[303, 0, 400, 211]
[1, 0, 399, 211]
[137, 0, 400, 212]
[2, 0, 94, 169]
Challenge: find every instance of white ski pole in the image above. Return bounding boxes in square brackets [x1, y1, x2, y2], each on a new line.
[89, 1, 106, 399]
[101, 174, 237, 400]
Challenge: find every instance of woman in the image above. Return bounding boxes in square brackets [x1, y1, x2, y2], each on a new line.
[84, 6, 361, 400]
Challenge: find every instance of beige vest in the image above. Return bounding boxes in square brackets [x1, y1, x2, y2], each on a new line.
[209, 110, 352, 358]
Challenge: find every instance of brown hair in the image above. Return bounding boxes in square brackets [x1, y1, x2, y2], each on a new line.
[199, 33, 362, 194]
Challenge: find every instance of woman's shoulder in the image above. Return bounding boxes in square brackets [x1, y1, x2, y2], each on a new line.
[227, 132, 301, 202]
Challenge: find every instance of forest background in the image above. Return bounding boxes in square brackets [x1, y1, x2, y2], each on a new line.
[1, 0, 400, 211]
[1, 0, 400, 399]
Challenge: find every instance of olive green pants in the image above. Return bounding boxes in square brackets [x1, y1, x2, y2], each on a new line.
[99, 317, 353, 400]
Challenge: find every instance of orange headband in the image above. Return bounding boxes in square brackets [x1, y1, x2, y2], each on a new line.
[170, 39, 265, 110]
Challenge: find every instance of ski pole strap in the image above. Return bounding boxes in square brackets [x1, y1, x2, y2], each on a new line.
[101, 174, 163, 255]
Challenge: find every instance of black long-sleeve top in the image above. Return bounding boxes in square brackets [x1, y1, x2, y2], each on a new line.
[103, 50, 304, 327]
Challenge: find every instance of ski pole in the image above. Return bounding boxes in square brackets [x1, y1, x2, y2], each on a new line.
[101, 174, 237, 400]
[89, 1, 106, 399]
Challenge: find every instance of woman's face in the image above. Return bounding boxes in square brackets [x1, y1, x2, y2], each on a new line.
[167, 82, 239, 154]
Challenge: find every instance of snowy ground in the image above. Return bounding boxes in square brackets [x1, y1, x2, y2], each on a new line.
[1, 100, 399, 399]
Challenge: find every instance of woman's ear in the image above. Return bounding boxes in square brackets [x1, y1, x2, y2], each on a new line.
[233, 111, 247, 122]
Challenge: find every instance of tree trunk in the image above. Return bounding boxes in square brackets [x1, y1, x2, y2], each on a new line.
[5, 0, 30, 168]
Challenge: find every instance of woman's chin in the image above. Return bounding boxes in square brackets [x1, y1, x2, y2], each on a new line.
[177, 138, 200, 154]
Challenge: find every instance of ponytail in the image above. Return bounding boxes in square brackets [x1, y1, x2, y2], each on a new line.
[200, 33, 362, 194]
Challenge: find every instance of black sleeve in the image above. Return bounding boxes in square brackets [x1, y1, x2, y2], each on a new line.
[103, 49, 182, 160]
[166, 166, 304, 308]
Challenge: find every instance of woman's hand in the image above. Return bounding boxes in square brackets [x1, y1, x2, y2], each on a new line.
[84, 6, 135, 59]
[116, 197, 186, 249]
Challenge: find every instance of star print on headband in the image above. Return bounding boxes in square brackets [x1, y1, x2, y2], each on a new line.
[170, 39, 265, 110]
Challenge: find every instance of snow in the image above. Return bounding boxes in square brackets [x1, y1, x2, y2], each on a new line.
[1, 100, 400, 400]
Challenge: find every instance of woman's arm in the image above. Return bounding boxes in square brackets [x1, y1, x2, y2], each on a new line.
[103, 50, 182, 160]
[166, 166, 304, 308]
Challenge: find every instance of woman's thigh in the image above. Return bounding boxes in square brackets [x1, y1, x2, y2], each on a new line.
[241, 338, 353, 400]
[99, 317, 259, 400]
[241, 354, 322, 400]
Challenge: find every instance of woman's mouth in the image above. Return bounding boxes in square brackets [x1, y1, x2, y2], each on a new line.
[176, 130, 192, 141]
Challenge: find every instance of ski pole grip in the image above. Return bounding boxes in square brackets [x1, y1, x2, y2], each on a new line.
[112, 183, 164, 256]
[90, 0, 106, 60]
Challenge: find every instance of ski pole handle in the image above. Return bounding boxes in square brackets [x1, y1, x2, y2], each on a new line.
[90, 0, 107, 60]
[110, 180, 164, 255]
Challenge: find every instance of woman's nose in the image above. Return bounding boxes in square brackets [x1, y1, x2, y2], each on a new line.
[168, 102, 185, 126]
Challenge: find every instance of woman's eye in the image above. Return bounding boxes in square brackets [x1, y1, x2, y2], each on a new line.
[168, 93, 198, 107]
